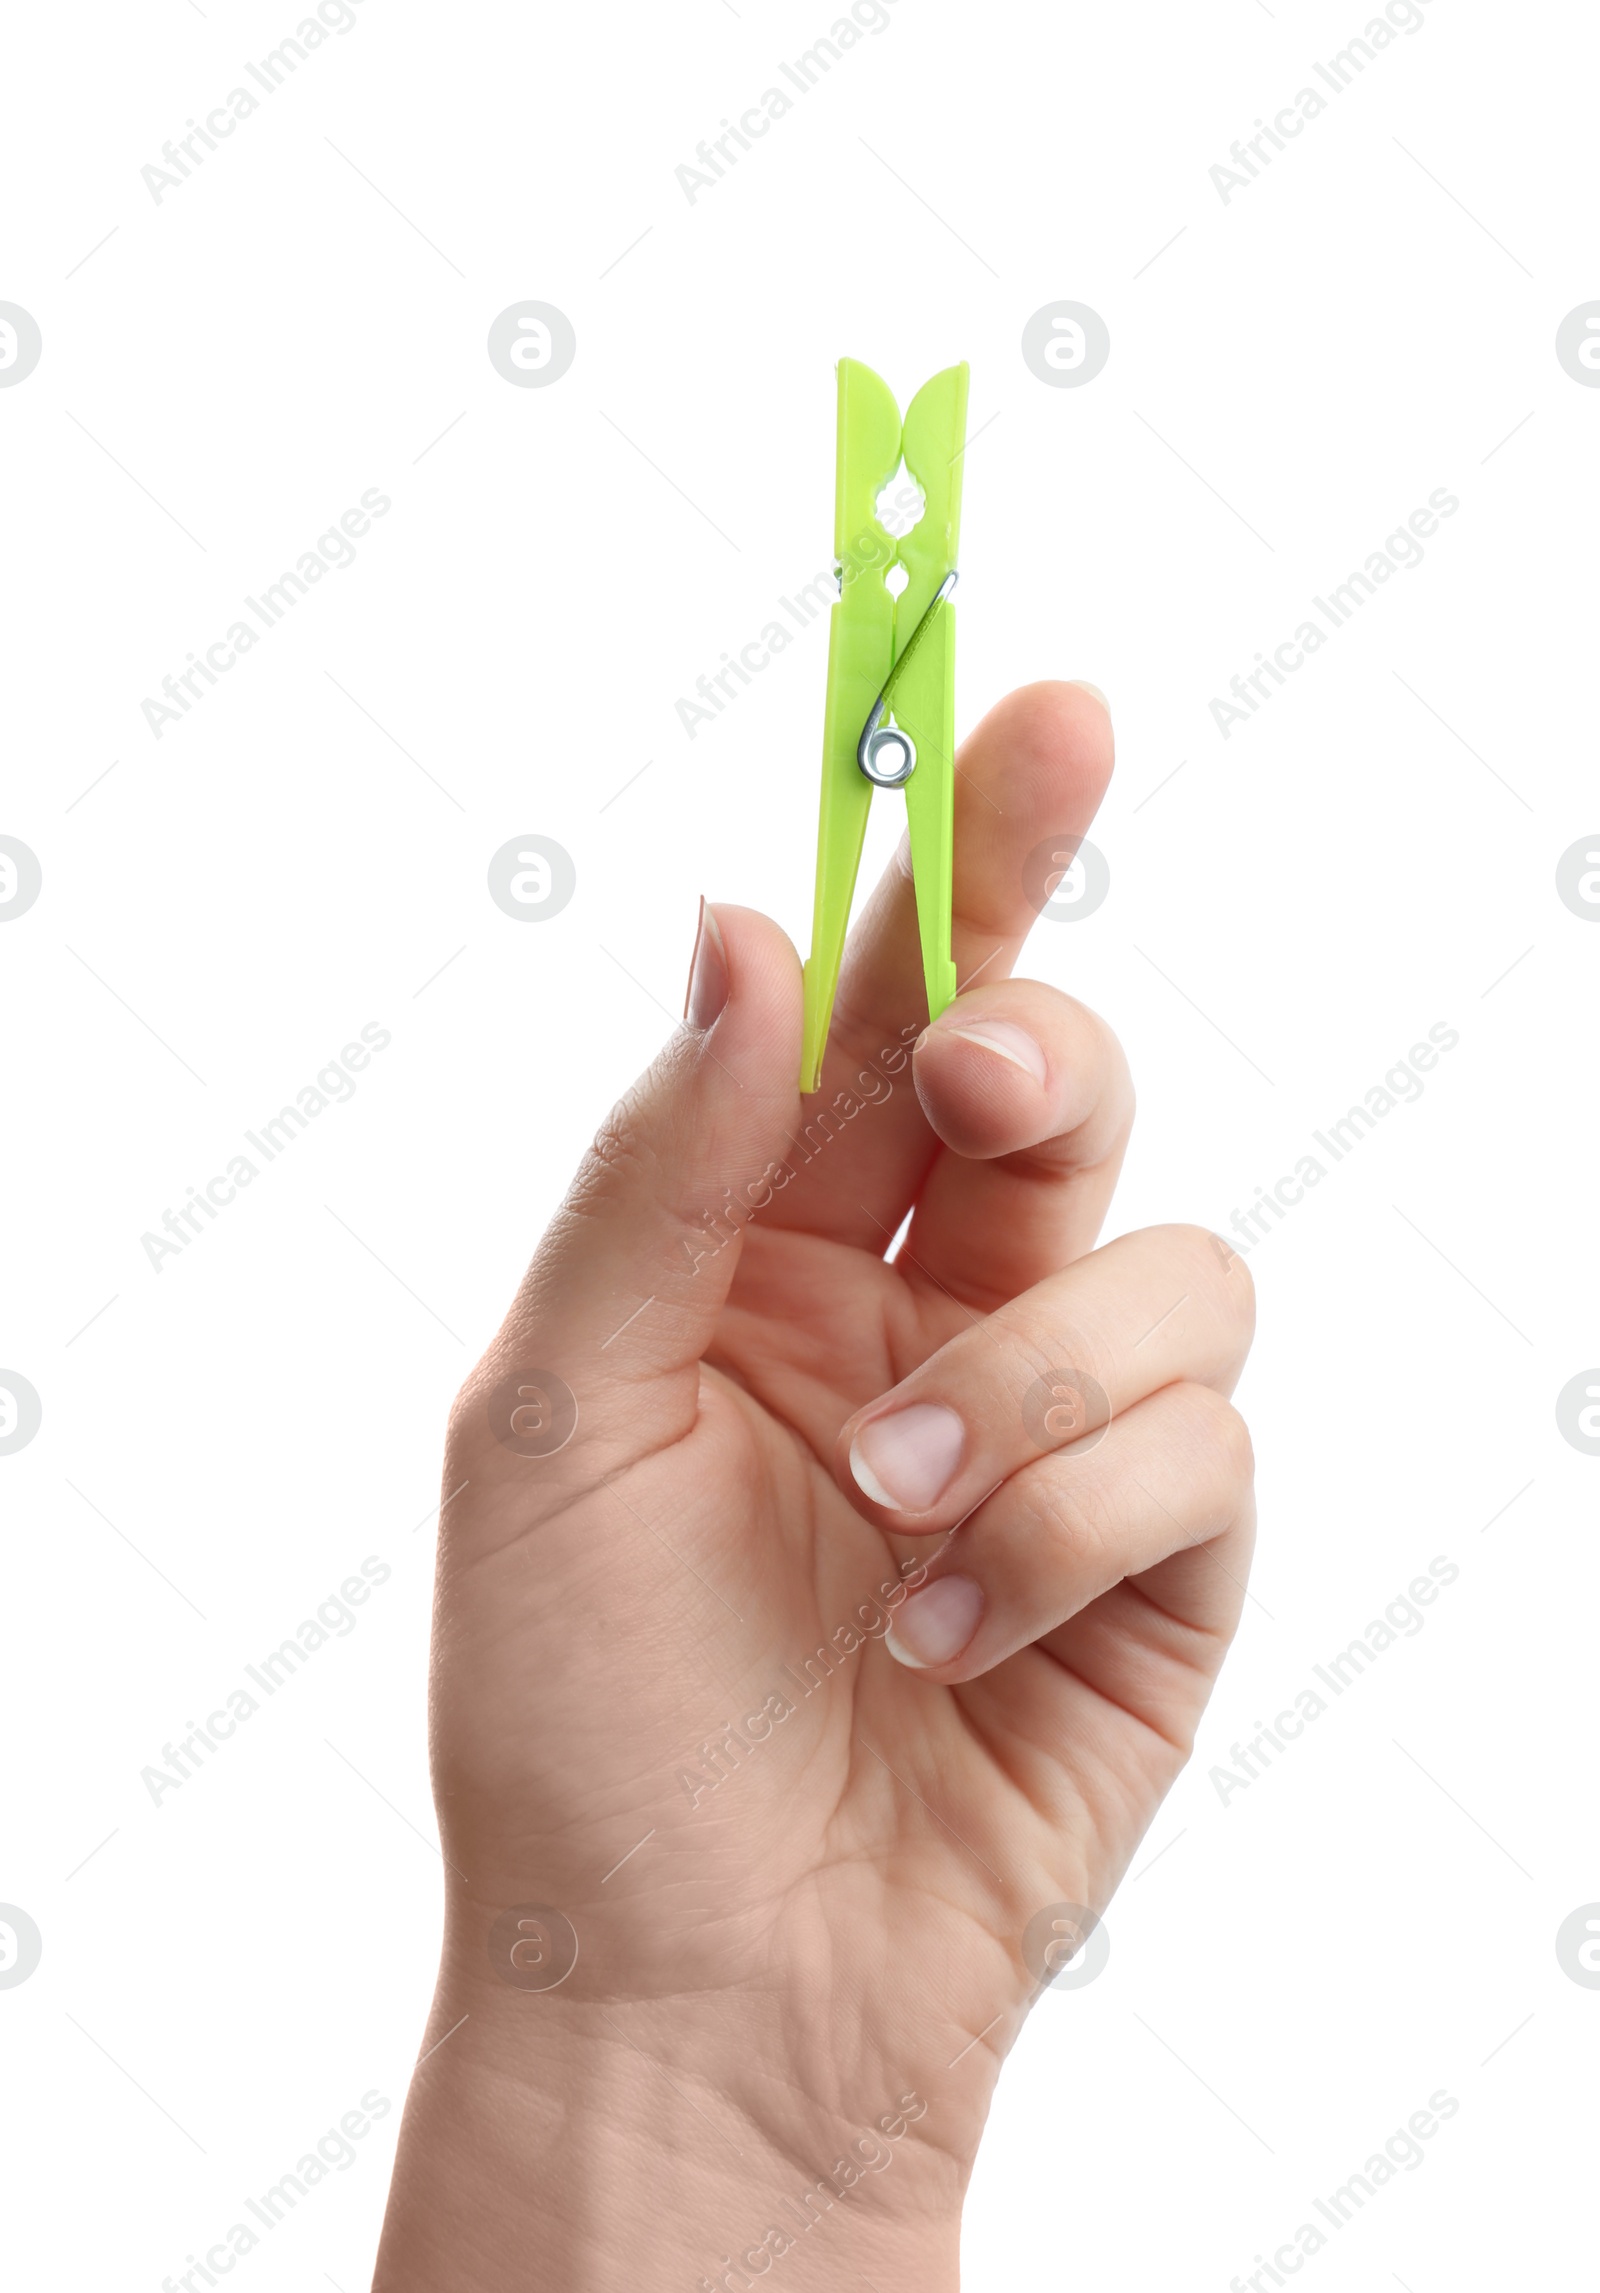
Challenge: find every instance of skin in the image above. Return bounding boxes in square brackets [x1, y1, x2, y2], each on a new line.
[374, 682, 1257, 2291]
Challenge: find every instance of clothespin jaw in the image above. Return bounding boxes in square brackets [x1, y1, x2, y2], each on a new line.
[799, 358, 969, 1094]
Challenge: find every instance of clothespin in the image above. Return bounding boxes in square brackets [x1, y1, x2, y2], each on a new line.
[800, 357, 970, 1094]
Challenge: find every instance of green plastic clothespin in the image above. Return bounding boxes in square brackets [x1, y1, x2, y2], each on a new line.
[800, 357, 970, 1094]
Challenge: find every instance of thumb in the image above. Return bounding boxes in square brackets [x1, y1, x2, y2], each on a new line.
[463, 901, 802, 1483]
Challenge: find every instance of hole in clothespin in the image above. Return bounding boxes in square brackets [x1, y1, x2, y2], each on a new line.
[874, 461, 925, 538]
[884, 561, 909, 599]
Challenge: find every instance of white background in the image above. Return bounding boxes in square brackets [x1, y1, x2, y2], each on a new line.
[2, 0, 1596, 2285]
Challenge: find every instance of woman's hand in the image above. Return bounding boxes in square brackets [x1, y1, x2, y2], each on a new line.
[375, 681, 1256, 2292]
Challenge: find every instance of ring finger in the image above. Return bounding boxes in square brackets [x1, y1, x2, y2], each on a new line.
[879, 1380, 1255, 1681]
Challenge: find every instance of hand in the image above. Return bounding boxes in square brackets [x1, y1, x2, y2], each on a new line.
[375, 682, 1257, 2292]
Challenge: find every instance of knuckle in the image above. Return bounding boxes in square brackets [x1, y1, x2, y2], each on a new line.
[1011, 1309, 1103, 1400]
[568, 1099, 657, 1223]
[1218, 1240, 1257, 1331]
[1181, 1382, 1255, 1492]
[1007, 979, 1093, 1032]
[1065, 993, 1122, 1071]
[1168, 1218, 1232, 1274]
[1164, 1221, 1257, 1340]
[1045, 993, 1133, 1113]
[1086, 1015, 1136, 1141]
[1029, 1460, 1126, 1574]
[446, 1351, 503, 1455]
[1217, 1400, 1256, 1489]
[443, 1373, 488, 1472]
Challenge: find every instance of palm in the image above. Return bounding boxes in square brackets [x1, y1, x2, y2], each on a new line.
[437, 1228, 1223, 2076]
[712, 1224, 1205, 1889]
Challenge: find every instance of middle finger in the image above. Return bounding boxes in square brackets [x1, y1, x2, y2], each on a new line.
[764, 679, 1114, 1251]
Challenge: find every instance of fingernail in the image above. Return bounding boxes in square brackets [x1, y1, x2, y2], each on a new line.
[850, 1403, 964, 1513]
[1069, 679, 1110, 715]
[684, 898, 729, 1029]
[933, 1017, 1047, 1084]
[886, 1575, 983, 1668]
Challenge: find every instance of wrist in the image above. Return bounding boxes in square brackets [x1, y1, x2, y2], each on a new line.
[375, 1923, 968, 2292]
